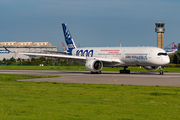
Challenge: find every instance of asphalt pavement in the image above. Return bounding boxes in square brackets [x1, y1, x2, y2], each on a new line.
[0, 70, 180, 87]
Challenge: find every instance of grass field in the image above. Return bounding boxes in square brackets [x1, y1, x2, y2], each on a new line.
[0, 65, 180, 72]
[0, 74, 180, 119]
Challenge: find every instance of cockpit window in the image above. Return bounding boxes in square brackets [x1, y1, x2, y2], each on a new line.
[157, 53, 167, 56]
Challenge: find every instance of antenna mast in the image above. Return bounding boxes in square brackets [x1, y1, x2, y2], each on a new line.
[120, 40, 121, 47]
[49, 37, 51, 50]
[15, 37, 17, 62]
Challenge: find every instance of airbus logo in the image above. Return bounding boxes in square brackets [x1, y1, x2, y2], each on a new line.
[67, 44, 75, 49]
[76, 50, 93, 57]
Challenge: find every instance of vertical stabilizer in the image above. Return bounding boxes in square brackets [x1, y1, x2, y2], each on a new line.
[61, 42, 66, 51]
[62, 23, 77, 53]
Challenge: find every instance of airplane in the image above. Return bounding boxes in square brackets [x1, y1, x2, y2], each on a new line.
[20, 23, 170, 75]
[167, 44, 178, 54]
[61, 42, 66, 51]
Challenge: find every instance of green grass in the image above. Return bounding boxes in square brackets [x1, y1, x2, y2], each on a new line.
[0, 74, 180, 119]
[0, 74, 59, 81]
[0, 65, 180, 72]
[0, 65, 87, 71]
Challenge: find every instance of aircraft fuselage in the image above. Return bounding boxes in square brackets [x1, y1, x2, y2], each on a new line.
[72, 47, 170, 67]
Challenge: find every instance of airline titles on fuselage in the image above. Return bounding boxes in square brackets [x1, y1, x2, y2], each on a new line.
[75, 49, 148, 60]
[0, 50, 9, 53]
[76, 49, 93, 57]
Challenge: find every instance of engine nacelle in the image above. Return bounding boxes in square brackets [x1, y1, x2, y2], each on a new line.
[85, 59, 103, 72]
[143, 66, 160, 71]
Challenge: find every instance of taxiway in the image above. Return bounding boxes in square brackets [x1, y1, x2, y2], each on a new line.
[0, 70, 180, 87]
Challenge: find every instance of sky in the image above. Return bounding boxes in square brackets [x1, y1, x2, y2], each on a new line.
[0, 0, 180, 50]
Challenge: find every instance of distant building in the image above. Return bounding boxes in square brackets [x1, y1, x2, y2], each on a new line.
[0, 42, 57, 60]
[0, 42, 52, 47]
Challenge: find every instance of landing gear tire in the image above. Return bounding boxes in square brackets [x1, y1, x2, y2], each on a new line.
[119, 70, 124, 73]
[159, 71, 164, 75]
[119, 70, 130, 74]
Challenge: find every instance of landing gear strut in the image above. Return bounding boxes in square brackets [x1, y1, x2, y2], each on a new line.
[119, 66, 130, 74]
[159, 67, 164, 75]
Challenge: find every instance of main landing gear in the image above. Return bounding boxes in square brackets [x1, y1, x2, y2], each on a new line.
[91, 71, 101, 74]
[119, 67, 130, 74]
[159, 67, 164, 75]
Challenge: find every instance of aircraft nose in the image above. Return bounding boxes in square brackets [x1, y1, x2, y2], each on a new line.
[164, 56, 170, 65]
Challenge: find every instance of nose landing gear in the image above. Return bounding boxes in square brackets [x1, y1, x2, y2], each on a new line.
[159, 66, 164, 75]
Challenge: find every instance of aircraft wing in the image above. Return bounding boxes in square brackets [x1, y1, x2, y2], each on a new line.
[19, 53, 121, 63]
[42, 50, 69, 54]
[19, 53, 86, 60]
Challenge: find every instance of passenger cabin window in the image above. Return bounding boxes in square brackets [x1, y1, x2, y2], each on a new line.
[157, 53, 167, 56]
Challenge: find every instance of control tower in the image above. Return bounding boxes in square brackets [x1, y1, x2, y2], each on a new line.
[155, 22, 165, 49]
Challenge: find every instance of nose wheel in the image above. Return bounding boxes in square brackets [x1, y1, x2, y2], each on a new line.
[159, 67, 164, 75]
[159, 70, 163, 75]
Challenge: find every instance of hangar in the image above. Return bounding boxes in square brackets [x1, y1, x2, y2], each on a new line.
[0, 42, 58, 60]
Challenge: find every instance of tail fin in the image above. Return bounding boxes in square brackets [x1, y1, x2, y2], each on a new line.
[174, 44, 178, 50]
[62, 23, 77, 53]
[61, 42, 66, 51]
[167, 44, 178, 55]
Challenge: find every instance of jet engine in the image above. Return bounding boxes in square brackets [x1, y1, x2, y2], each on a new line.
[143, 66, 160, 71]
[85, 59, 103, 72]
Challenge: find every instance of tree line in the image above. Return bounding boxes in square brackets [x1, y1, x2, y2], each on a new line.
[0, 56, 81, 66]
[169, 43, 180, 64]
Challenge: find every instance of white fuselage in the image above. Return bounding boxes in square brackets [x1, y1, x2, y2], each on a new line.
[71, 47, 170, 67]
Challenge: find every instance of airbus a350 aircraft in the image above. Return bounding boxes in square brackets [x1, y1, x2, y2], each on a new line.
[20, 23, 170, 75]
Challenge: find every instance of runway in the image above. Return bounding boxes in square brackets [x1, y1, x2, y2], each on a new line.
[0, 70, 180, 87]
